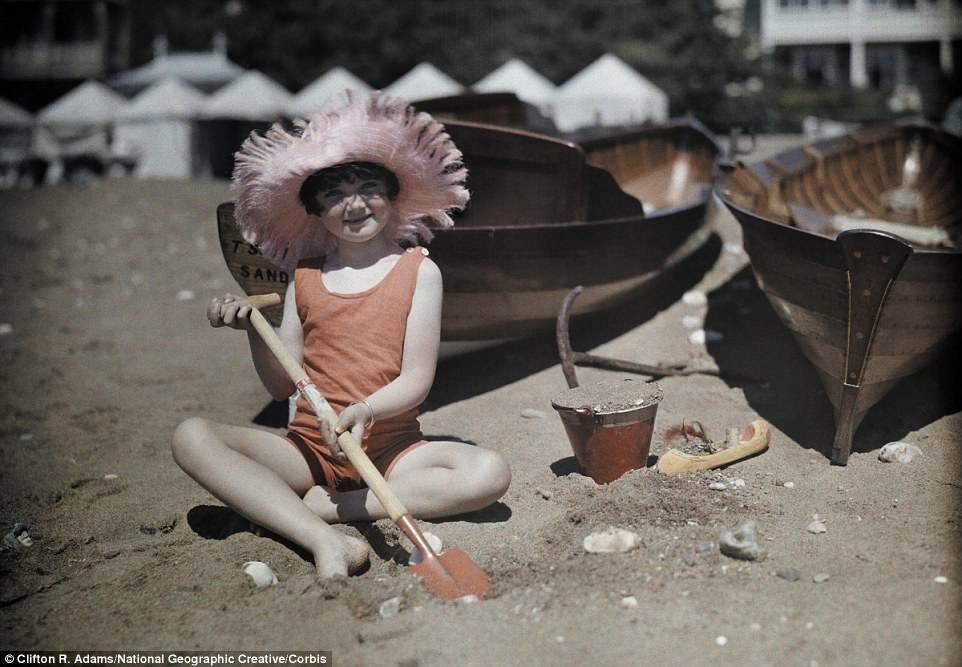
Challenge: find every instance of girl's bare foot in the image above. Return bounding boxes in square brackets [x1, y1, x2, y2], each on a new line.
[303, 485, 336, 518]
[313, 531, 370, 578]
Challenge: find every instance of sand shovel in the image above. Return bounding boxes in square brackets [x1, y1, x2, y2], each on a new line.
[231, 293, 490, 600]
[657, 419, 771, 475]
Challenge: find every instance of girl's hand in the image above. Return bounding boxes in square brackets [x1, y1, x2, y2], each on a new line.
[207, 293, 253, 330]
[337, 401, 375, 449]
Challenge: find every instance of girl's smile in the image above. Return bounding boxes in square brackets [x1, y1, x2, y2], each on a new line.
[314, 178, 394, 243]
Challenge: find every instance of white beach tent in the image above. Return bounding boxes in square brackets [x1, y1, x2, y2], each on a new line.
[0, 97, 32, 128]
[384, 63, 463, 101]
[0, 96, 33, 150]
[200, 70, 292, 121]
[474, 58, 557, 118]
[554, 53, 668, 132]
[288, 67, 372, 117]
[114, 77, 207, 178]
[0, 97, 35, 187]
[34, 80, 128, 157]
[197, 70, 292, 178]
[109, 34, 245, 96]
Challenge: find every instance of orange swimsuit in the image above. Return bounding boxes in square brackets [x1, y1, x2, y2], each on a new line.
[285, 247, 430, 491]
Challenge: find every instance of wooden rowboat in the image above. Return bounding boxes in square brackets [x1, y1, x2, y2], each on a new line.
[217, 117, 722, 352]
[717, 120, 962, 465]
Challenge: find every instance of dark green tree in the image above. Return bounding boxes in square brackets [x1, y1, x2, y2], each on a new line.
[128, 0, 753, 122]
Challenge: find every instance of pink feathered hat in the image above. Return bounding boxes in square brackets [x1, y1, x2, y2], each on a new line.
[231, 91, 469, 267]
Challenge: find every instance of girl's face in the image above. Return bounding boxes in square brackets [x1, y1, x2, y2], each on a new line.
[313, 176, 395, 244]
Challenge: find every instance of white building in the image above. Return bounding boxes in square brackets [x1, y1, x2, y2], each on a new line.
[760, 0, 961, 89]
[109, 34, 245, 96]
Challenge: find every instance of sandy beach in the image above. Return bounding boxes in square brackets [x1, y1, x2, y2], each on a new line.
[1, 136, 959, 666]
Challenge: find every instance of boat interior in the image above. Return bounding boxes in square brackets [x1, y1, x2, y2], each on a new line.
[722, 123, 962, 249]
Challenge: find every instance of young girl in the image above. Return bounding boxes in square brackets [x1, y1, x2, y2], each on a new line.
[171, 93, 511, 578]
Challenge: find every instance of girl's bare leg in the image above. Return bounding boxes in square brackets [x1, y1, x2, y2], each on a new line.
[302, 441, 510, 523]
[171, 417, 369, 577]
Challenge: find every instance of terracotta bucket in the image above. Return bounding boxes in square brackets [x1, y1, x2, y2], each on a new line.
[551, 378, 663, 484]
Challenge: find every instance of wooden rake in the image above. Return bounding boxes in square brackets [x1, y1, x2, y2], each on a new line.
[234, 293, 490, 600]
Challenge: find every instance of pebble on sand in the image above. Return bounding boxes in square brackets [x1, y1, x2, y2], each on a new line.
[583, 527, 640, 554]
[878, 442, 922, 464]
[2, 523, 33, 549]
[813, 573, 831, 583]
[776, 568, 801, 582]
[621, 595, 639, 608]
[0, 323, 12, 336]
[688, 329, 724, 345]
[723, 242, 746, 256]
[242, 561, 278, 587]
[682, 290, 708, 307]
[807, 520, 828, 534]
[709, 481, 728, 491]
[719, 520, 765, 561]
[934, 576, 948, 584]
[520, 409, 546, 419]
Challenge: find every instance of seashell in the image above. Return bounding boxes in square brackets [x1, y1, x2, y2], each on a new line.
[878, 442, 922, 464]
[807, 520, 827, 534]
[583, 527, 640, 554]
[409, 531, 443, 564]
[379, 596, 402, 618]
[242, 561, 278, 587]
[621, 595, 639, 608]
[720, 520, 765, 561]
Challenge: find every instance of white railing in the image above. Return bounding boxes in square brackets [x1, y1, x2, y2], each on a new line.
[762, 0, 962, 46]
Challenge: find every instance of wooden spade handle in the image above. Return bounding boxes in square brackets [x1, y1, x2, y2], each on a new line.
[234, 293, 409, 521]
[235, 293, 285, 311]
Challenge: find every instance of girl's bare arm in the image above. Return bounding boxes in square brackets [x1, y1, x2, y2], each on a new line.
[337, 258, 442, 438]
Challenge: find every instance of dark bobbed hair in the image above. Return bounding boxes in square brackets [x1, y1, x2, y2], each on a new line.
[298, 161, 401, 215]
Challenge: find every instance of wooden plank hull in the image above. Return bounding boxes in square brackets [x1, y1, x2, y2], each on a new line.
[433, 119, 720, 342]
[217, 117, 721, 348]
[717, 121, 962, 464]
